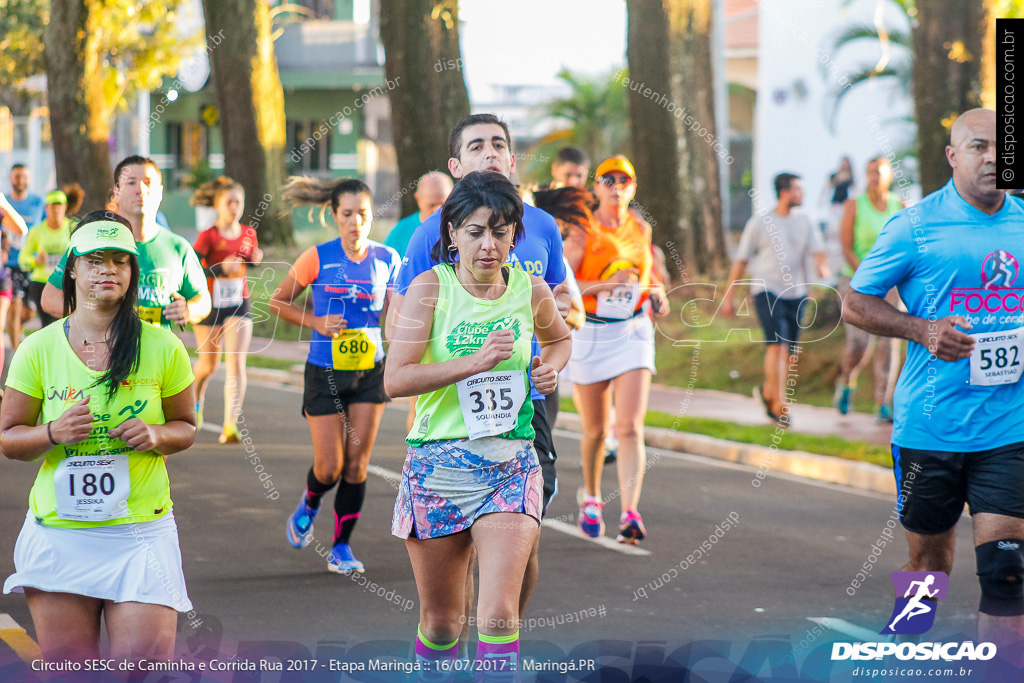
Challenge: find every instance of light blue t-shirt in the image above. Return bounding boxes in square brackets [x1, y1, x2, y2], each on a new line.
[384, 212, 421, 258]
[851, 180, 1024, 450]
[7, 193, 45, 267]
[395, 202, 567, 402]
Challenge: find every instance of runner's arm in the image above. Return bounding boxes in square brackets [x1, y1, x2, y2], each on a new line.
[843, 290, 974, 362]
[108, 386, 197, 455]
[720, 258, 749, 318]
[531, 275, 572, 373]
[839, 199, 858, 271]
[0, 193, 27, 235]
[41, 282, 64, 318]
[0, 389, 49, 461]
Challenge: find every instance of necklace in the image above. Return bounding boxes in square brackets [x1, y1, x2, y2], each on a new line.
[66, 318, 110, 346]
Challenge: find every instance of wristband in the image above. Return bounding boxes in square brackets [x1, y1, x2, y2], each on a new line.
[46, 422, 57, 445]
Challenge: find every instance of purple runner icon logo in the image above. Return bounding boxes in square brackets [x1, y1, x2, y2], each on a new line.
[880, 571, 949, 635]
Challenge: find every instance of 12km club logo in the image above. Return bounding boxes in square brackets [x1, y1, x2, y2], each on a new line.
[880, 571, 949, 635]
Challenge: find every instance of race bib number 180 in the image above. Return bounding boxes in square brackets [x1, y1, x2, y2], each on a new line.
[455, 370, 527, 440]
[970, 326, 1024, 386]
[52, 453, 131, 521]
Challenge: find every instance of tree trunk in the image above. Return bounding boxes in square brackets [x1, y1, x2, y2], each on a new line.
[44, 0, 111, 214]
[625, 0, 683, 262]
[380, 0, 469, 216]
[912, 0, 988, 194]
[202, 0, 292, 244]
[626, 0, 727, 276]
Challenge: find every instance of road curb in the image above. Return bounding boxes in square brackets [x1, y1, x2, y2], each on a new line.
[554, 412, 896, 496]
[245, 367, 895, 497]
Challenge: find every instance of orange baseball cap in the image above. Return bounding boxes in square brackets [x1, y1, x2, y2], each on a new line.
[595, 155, 636, 180]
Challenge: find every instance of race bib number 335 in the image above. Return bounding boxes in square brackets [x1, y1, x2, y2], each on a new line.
[455, 370, 527, 439]
[970, 326, 1024, 386]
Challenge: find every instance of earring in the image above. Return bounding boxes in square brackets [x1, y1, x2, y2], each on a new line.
[448, 243, 458, 252]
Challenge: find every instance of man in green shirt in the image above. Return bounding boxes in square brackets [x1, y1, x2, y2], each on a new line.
[41, 156, 210, 328]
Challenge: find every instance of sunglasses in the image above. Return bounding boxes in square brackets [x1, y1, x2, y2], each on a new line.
[598, 175, 634, 187]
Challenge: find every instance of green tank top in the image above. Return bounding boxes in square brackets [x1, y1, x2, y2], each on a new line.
[845, 192, 903, 276]
[408, 264, 536, 445]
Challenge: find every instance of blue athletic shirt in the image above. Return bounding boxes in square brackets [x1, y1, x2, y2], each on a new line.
[291, 238, 400, 369]
[395, 203, 567, 401]
[7, 194, 45, 268]
[851, 180, 1024, 451]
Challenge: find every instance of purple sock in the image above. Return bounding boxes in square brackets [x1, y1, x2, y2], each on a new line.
[415, 626, 457, 683]
[474, 631, 518, 682]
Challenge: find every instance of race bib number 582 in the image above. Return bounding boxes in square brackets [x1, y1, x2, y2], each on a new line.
[970, 326, 1024, 386]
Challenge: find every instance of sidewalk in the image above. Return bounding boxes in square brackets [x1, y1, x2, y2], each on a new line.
[182, 333, 896, 495]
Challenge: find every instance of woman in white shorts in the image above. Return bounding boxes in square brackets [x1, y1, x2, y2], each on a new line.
[563, 156, 669, 544]
[1, 211, 197, 664]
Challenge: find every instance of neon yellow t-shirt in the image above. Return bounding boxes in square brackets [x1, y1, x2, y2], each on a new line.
[5, 320, 194, 528]
[19, 219, 74, 283]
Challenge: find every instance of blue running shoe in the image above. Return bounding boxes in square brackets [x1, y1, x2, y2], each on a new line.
[876, 404, 894, 424]
[327, 543, 365, 573]
[286, 495, 317, 549]
[616, 510, 647, 545]
[833, 383, 852, 416]
[577, 489, 605, 538]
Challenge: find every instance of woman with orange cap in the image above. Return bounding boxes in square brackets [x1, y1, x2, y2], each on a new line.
[563, 155, 668, 544]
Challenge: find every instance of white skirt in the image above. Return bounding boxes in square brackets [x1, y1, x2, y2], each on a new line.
[565, 314, 656, 385]
[4, 510, 192, 612]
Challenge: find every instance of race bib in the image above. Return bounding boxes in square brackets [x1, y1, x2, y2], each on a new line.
[53, 453, 131, 522]
[331, 328, 379, 371]
[596, 283, 640, 319]
[970, 326, 1024, 386]
[455, 370, 527, 440]
[213, 278, 245, 308]
[137, 305, 162, 326]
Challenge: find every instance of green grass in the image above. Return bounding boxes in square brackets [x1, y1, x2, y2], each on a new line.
[651, 282, 898, 415]
[559, 397, 891, 467]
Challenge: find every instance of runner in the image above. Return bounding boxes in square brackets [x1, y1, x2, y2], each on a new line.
[20, 190, 76, 328]
[834, 156, 904, 422]
[387, 115, 570, 632]
[191, 177, 264, 443]
[385, 171, 571, 676]
[565, 156, 669, 543]
[40, 155, 211, 329]
[844, 108, 1024, 647]
[272, 177, 399, 574]
[0, 192, 29, 377]
[6, 164, 44, 351]
[1, 211, 197, 664]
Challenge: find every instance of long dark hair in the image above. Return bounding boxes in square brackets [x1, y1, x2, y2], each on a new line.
[531, 186, 597, 239]
[433, 171, 525, 264]
[282, 176, 372, 225]
[62, 210, 142, 400]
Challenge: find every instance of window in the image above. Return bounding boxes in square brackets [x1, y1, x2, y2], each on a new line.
[287, 120, 333, 175]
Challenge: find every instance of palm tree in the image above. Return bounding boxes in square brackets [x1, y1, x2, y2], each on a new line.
[524, 68, 629, 183]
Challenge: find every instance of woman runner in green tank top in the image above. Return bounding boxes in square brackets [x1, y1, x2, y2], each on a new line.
[385, 172, 571, 676]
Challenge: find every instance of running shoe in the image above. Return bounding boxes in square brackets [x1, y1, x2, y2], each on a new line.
[195, 402, 203, 430]
[327, 543, 365, 574]
[286, 495, 318, 549]
[876, 404, 894, 424]
[616, 510, 647, 545]
[218, 423, 241, 444]
[833, 383, 852, 415]
[603, 436, 618, 464]
[577, 489, 605, 538]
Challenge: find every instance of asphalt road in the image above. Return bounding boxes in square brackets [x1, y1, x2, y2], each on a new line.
[0, 374, 1001, 681]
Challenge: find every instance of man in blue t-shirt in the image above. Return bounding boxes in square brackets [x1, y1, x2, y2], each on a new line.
[846, 108, 1024, 645]
[6, 163, 45, 350]
[387, 113, 569, 620]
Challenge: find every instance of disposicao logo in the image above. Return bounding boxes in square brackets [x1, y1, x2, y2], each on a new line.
[880, 571, 948, 635]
